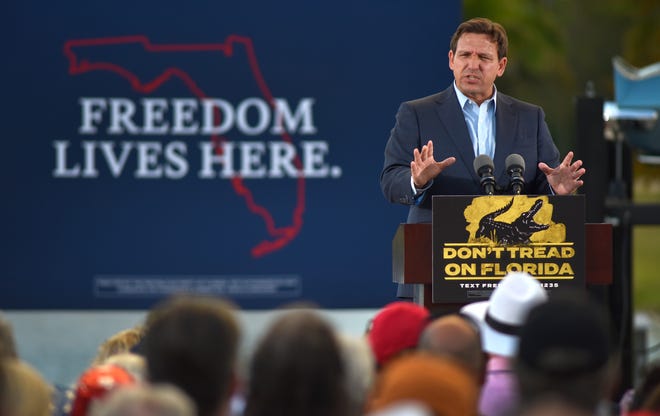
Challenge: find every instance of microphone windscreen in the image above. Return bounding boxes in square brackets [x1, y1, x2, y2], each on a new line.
[473, 154, 494, 174]
[505, 153, 525, 172]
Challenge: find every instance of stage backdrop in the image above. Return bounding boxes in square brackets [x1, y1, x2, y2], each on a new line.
[3, 1, 460, 309]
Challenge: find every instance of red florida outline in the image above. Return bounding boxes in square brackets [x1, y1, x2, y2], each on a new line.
[63, 35, 305, 258]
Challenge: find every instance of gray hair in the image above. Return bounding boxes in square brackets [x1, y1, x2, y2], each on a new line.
[90, 384, 196, 416]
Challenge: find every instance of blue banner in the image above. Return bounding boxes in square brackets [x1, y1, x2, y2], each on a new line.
[3, 1, 460, 309]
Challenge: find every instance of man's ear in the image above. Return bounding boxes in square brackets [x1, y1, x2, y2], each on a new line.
[497, 56, 508, 77]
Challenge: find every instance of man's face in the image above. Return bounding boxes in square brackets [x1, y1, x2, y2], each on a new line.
[449, 33, 507, 105]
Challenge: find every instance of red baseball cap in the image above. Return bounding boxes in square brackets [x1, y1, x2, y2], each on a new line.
[70, 364, 136, 416]
[367, 301, 430, 367]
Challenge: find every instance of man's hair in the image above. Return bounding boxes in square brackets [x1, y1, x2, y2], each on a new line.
[143, 295, 240, 416]
[243, 309, 348, 416]
[418, 314, 485, 384]
[450, 17, 508, 60]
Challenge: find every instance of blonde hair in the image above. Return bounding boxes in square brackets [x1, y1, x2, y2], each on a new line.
[92, 326, 144, 366]
[0, 359, 53, 416]
[103, 353, 147, 382]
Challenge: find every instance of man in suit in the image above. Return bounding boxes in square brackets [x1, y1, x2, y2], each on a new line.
[380, 17, 585, 225]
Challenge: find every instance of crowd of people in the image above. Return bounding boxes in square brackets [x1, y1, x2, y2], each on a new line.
[1, 271, 659, 416]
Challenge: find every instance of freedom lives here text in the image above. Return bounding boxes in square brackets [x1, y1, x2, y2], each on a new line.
[52, 97, 342, 179]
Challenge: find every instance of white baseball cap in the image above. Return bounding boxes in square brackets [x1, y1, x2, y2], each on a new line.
[460, 271, 548, 357]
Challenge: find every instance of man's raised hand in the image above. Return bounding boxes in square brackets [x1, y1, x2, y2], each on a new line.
[538, 151, 585, 195]
[410, 140, 456, 188]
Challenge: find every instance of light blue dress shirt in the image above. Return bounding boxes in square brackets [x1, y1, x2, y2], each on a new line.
[410, 83, 499, 201]
[454, 82, 497, 159]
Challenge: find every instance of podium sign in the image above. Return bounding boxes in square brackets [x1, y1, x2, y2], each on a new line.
[432, 195, 585, 303]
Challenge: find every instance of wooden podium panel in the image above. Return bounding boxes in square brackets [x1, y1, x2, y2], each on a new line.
[392, 223, 612, 307]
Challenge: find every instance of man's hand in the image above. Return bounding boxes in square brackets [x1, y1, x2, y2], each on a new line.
[538, 151, 585, 195]
[410, 140, 456, 188]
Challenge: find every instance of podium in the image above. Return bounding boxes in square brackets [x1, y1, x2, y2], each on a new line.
[392, 222, 612, 309]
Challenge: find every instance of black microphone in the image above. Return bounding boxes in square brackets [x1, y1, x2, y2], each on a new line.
[473, 154, 496, 195]
[505, 153, 525, 195]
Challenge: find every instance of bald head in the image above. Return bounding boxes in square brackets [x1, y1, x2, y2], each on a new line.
[418, 314, 485, 383]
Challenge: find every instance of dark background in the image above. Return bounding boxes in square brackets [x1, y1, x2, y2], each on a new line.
[2, 1, 461, 309]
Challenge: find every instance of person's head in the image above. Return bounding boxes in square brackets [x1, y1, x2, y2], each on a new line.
[102, 353, 147, 382]
[514, 292, 616, 413]
[0, 313, 18, 360]
[0, 359, 52, 416]
[337, 333, 376, 416]
[243, 308, 348, 416]
[418, 313, 486, 385]
[367, 352, 479, 416]
[448, 17, 508, 105]
[463, 271, 548, 358]
[89, 384, 196, 416]
[366, 302, 430, 369]
[91, 326, 144, 367]
[142, 294, 241, 416]
[70, 364, 136, 416]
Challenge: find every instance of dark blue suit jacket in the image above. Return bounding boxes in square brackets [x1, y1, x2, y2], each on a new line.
[380, 85, 561, 223]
